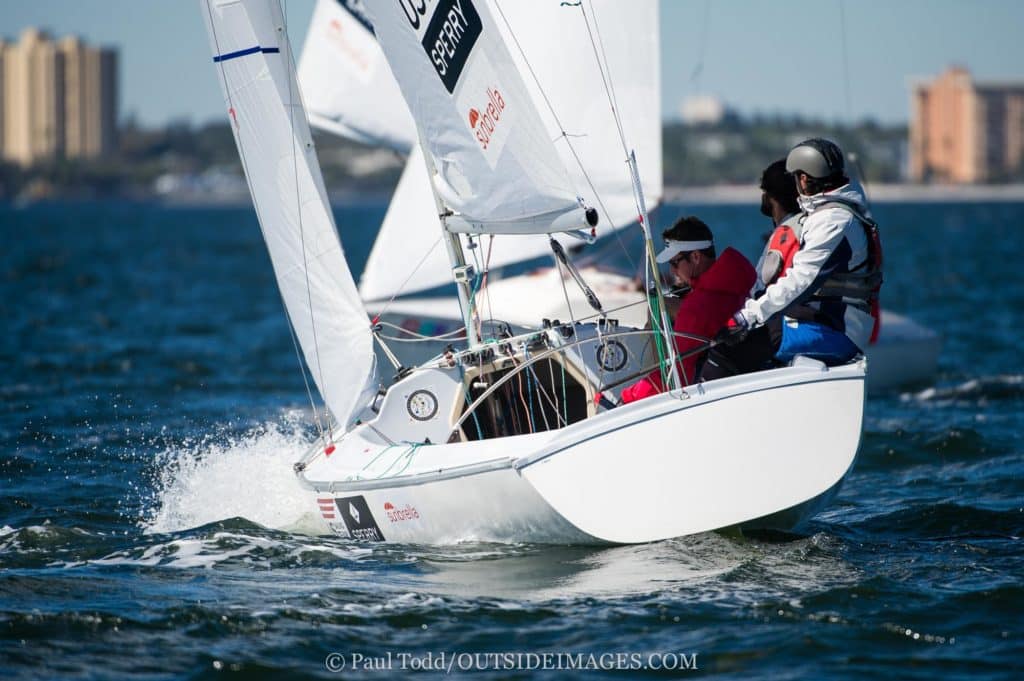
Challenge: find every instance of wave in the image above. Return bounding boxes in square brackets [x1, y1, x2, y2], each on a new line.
[141, 415, 327, 536]
[906, 374, 1024, 403]
[842, 502, 1024, 540]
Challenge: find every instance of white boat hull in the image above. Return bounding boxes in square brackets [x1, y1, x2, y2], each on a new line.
[302, 358, 865, 545]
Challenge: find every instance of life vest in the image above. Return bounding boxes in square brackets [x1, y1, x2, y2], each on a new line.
[808, 199, 884, 343]
[771, 200, 884, 343]
[760, 218, 802, 288]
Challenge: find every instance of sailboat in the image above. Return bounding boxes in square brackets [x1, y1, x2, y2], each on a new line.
[201, 0, 865, 544]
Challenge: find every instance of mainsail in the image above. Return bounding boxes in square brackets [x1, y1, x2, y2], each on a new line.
[363, 0, 591, 232]
[356, 0, 661, 302]
[201, 0, 377, 427]
[297, 0, 416, 151]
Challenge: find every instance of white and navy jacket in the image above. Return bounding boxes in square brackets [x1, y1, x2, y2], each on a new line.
[738, 181, 874, 352]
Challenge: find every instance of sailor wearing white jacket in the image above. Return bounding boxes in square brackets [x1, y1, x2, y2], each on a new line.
[729, 138, 879, 366]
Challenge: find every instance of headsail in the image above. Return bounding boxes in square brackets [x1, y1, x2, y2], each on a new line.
[363, 0, 591, 233]
[297, 0, 415, 152]
[201, 0, 377, 427]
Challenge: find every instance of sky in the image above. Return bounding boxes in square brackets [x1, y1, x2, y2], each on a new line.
[2, 0, 1024, 127]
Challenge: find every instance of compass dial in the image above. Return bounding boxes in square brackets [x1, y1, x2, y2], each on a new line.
[406, 390, 439, 421]
[596, 340, 628, 372]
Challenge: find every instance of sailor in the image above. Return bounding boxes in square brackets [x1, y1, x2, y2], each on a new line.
[618, 216, 755, 403]
[702, 159, 802, 379]
[716, 138, 882, 368]
[753, 158, 803, 295]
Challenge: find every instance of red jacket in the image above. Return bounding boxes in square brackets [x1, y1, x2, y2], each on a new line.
[621, 247, 756, 403]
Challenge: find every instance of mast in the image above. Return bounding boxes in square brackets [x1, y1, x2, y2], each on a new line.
[415, 138, 481, 348]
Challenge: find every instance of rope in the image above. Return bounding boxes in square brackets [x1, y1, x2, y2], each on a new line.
[459, 363, 484, 441]
[522, 353, 537, 432]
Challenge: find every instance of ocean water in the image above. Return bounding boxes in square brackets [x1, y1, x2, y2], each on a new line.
[1, 199, 1022, 679]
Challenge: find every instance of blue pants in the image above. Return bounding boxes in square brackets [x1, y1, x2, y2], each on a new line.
[775, 319, 860, 366]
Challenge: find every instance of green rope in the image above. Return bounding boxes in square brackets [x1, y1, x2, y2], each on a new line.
[647, 289, 672, 389]
[348, 444, 397, 481]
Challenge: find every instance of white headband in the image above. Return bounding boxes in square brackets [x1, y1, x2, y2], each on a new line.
[655, 239, 714, 263]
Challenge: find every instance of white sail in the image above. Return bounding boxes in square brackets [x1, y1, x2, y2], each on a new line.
[363, 0, 590, 232]
[359, 0, 661, 302]
[297, 0, 416, 151]
[201, 0, 377, 427]
[497, 0, 662, 227]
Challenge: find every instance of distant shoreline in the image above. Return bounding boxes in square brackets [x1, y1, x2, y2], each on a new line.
[6, 183, 1024, 208]
[665, 183, 1024, 204]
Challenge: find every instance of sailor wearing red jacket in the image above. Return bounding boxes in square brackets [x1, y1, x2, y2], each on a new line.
[620, 217, 756, 404]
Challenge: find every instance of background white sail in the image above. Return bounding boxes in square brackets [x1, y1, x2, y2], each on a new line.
[357, 0, 661, 303]
[363, 0, 587, 230]
[297, 0, 416, 151]
[497, 0, 662, 231]
[201, 0, 377, 427]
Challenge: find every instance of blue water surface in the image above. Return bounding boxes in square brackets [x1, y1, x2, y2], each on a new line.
[1, 199, 1022, 679]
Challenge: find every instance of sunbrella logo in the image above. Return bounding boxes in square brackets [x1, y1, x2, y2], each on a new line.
[384, 501, 421, 523]
[467, 87, 505, 151]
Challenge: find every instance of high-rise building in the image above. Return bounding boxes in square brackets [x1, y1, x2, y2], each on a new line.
[0, 39, 7, 158]
[910, 66, 1024, 183]
[59, 35, 118, 160]
[1, 28, 117, 166]
[2, 28, 65, 166]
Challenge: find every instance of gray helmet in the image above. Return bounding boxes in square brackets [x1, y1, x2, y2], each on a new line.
[786, 138, 845, 179]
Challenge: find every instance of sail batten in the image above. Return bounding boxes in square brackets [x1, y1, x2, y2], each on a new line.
[201, 0, 377, 427]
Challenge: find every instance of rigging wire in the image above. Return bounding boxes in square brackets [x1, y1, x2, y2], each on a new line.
[204, 0, 327, 441]
[576, 2, 681, 392]
[491, 1, 637, 273]
[690, 0, 712, 90]
[838, 0, 854, 124]
[368, 235, 444, 320]
[837, 0, 877, 209]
